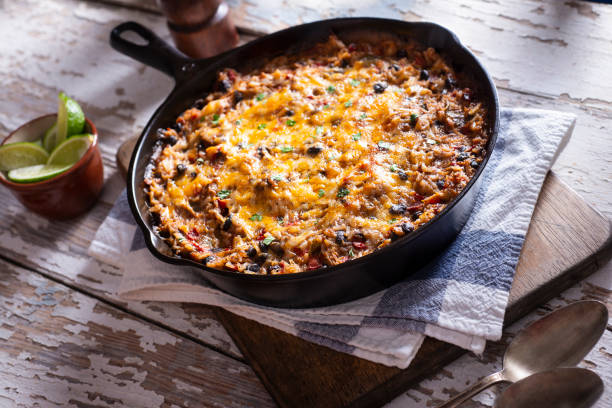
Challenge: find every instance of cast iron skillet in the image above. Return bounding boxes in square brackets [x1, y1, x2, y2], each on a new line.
[110, 18, 499, 308]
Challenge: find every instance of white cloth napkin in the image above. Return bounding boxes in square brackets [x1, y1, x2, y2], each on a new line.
[89, 108, 575, 368]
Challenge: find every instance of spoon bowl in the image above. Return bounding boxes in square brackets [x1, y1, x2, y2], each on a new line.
[495, 367, 603, 408]
[437, 300, 608, 407]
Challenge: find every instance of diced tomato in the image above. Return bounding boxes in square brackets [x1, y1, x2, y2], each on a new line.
[227, 70, 236, 81]
[308, 257, 322, 270]
[414, 55, 425, 66]
[256, 229, 267, 241]
[352, 241, 367, 250]
[217, 199, 228, 210]
[191, 228, 199, 237]
[348, 44, 357, 52]
[413, 193, 424, 201]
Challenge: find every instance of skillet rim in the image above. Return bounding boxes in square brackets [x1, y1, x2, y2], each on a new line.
[125, 17, 500, 283]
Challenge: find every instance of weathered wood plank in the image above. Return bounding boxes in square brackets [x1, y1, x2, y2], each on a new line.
[0, 0, 244, 360]
[0, 258, 275, 408]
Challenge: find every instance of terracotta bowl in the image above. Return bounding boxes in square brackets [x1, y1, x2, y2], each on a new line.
[0, 114, 104, 220]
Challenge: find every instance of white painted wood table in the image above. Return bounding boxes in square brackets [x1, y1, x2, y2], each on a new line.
[1, 0, 611, 407]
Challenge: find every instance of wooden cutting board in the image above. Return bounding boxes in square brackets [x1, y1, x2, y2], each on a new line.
[117, 139, 612, 408]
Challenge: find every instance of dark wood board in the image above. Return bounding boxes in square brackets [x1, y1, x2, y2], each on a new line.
[215, 173, 612, 408]
[117, 142, 612, 408]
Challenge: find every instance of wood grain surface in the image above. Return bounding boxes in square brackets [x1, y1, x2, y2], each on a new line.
[0, 258, 275, 407]
[0, 0, 611, 406]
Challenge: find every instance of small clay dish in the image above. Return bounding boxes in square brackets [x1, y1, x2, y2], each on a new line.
[0, 114, 104, 219]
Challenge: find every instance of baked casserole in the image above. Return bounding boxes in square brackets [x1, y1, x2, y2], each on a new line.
[145, 35, 489, 274]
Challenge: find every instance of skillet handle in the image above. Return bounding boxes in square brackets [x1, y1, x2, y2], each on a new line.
[110, 21, 192, 81]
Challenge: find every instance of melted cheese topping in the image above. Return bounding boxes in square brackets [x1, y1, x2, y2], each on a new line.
[145, 36, 489, 274]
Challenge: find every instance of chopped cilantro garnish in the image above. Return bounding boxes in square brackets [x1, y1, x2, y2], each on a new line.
[327, 85, 336, 93]
[277, 216, 285, 225]
[348, 248, 355, 258]
[286, 119, 296, 126]
[337, 187, 350, 198]
[360, 113, 367, 119]
[410, 113, 418, 126]
[271, 175, 284, 182]
[388, 218, 397, 224]
[323, 104, 330, 110]
[352, 132, 361, 141]
[390, 164, 398, 172]
[250, 213, 263, 222]
[426, 138, 439, 145]
[318, 189, 325, 198]
[344, 100, 353, 108]
[281, 146, 293, 153]
[316, 126, 324, 135]
[256, 93, 266, 101]
[212, 113, 220, 124]
[217, 189, 231, 199]
[350, 79, 360, 87]
[262, 234, 275, 246]
[378, 141, 392, 150]
[258, 123, 267, 130]
[177, 236, 186, 243]
[235, 119, 242, 126]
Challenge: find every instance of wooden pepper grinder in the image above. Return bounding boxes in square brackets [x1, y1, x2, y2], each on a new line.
[157, 0, 239, 58]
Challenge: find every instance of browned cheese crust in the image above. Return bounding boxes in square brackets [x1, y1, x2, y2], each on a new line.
[145, 36, 489, 274]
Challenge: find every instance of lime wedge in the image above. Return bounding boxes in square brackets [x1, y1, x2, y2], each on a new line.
[43, 122, 58, 152]
[47, 134, 93, 165]
[7, 163, 72, 183]
[56, 92, 85, 150]
[0, 142, 50, 172]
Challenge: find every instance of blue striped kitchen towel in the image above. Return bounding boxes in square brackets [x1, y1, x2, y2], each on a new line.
[89, 108, 575, 368]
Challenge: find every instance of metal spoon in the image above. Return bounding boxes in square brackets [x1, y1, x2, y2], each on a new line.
[437, 300, 608, 408]
[494, 367, 603, 408]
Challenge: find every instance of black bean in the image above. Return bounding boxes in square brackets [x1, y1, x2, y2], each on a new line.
[203, 255, 215, 265]
[341, 57, 351, 67]
[335, 231, 346, 245]
[222, 215, 232, 231]
[389, 204, 407, 215]
[419, 69, 429, 80]
[256, 253, 268, 264]
[456, 153, 469, 162]
[193, 98, 206, 109]
[247, 247, 257, 258]
[307, 145, 323, 156]
[220, 206, 229, 217]
[411, 211, 422, 221]
[246, 264, 260, 272]
[269, 241, 284, 255]
[176, 163, 187, 175]
[352, 232, 366, 242]
[218, 78, 232, 92]
[401, 223, 414, 234]
[259, 241, 270, 252]
[391, 63, 400, 71]
[233, 91, 244, 104]
[269, 265, 281, 274]
[166, 135, 177, 146]
[190, 171, 197, 179]
[436, 179, 445, 189]
[396, 49, 408, 58]
[470, 160, 480, 168]
[170, 121, 183, 132]
[373, 82, 388, 93]
[397, 169, 408, 180]
[285, 109, 295, 116]
[445, 76, 457, 89]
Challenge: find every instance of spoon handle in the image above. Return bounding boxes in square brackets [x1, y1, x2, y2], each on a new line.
[435, 371, 506, 408]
